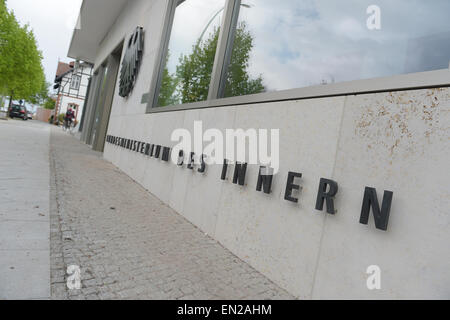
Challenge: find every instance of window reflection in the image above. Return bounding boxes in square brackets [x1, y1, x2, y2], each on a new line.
[224, 21, 266, 98]
[224, 0, 450, 98]
[157, 0, 226, 107]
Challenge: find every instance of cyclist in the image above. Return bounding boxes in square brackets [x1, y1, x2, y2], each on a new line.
[64, 108, 75, 130]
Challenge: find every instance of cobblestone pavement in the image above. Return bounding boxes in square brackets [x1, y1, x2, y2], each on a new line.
[50, 127, 294, 300]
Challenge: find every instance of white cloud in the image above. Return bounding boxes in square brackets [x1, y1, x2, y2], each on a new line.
[235, 0, 450, 92]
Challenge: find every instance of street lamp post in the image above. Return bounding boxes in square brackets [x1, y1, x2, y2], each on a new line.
[195, 3, 251, 51]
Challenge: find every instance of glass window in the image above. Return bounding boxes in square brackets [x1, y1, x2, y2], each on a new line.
[224, 0, 450, 98]
[157, 0, 227, 107]
[71, 75, 81, 90]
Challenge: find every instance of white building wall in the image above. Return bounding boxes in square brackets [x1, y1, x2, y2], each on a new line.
[58, 95, 85, 122]
[94, 0, 449, 299]
[58, 64, 93, 122]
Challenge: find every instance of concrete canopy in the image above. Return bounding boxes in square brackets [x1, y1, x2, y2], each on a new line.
[68, 0, 128, 63]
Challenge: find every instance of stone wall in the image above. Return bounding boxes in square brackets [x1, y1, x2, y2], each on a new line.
[36, 108, 52, 123]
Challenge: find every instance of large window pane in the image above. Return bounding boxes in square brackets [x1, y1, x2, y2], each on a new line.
[224, 0, 450, 98]
[157, 0, 227, 107]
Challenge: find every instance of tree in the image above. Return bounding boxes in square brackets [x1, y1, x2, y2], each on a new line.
[0, 0, 16, 95]
[43, 96, 55, 110]
[158, 53, 180, 107]
[176, 27, 221, 104]
[223, 22, 265, 98]
[0, 0, 45, 107]
[27, 80, 50, 105]
[158, 22, 265, 106]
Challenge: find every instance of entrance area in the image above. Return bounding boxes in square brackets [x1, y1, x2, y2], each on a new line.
[80, 42, 123, 152]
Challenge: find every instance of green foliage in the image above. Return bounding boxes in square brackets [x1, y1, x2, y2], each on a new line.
[158, 22, 265, 107]
[27, 80, 50, 105]
[58, 113, 65, 124]
[0, 0, 45, 102]
[224, 22, 265, 98]
[175, 27, 221, 104]
[158, 53, 179, 107]
[43, 96, 55, 110]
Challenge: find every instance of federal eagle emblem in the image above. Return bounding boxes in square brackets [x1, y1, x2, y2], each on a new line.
[119, 27, 144, 98]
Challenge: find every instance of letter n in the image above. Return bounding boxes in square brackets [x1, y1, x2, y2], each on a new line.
[256, 167, 273, 194]
[154, 145, 162, 159]
[360, 187, 393, 231]
[233, 163, 247, 186]
[161, 147, 171, 162]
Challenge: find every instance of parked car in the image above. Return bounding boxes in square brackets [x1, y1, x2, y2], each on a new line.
[8, 105, 28, 120]
[27, 110, 33, 120]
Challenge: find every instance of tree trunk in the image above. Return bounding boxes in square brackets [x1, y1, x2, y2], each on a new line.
[8, 92, 13, 109]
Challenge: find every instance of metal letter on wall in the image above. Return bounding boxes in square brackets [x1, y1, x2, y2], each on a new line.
[119, 27, 144, 98]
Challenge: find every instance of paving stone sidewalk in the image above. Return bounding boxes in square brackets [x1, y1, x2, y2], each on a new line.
[0, 120, 50, 299]
[50, 127, 294, 300]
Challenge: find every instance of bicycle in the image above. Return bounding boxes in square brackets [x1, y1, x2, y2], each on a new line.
[63, 118, 74, 132]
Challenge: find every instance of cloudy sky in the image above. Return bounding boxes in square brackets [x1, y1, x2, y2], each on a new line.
[165, 0, 450, 98]
[237, 0, 450, 91]
[167, 0, 225, 75]
[6, 0, 449, 95]
[6, 0, 82, 83]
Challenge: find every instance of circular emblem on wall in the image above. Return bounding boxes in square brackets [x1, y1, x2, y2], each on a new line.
[119, 27, 144, 98]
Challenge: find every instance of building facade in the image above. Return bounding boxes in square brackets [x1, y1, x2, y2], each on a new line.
[69, 0, 450, 299]
[54, 60, 93, 123]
